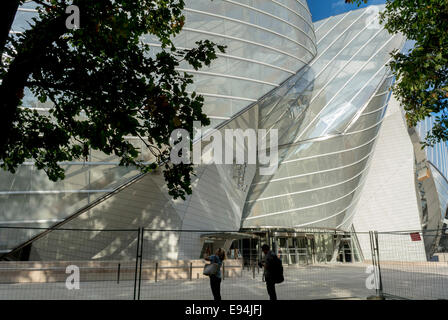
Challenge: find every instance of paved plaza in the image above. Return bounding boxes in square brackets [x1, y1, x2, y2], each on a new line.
[1, 262, 447, 300]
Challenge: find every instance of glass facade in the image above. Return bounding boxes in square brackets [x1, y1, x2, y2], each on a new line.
[242, 228, 363, 266]
[145, 0, 317, 130]
[414, 117, 448, 254]
[417, 116, 448, 222]
[0, 0, 317, 255]
[1, 2, 148, 251]
[4, 2, 447, 263]
[1, 0, 315, 252]
[242, 6, 405, 230]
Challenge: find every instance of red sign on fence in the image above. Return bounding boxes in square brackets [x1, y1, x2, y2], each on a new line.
[410, 232, 421, 241]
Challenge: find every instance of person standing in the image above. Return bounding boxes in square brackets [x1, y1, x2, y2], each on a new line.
[259, 244, 282, 301]
[204, 248, 226, 301]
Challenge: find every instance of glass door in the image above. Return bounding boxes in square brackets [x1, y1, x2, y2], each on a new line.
[288, 237, 296, 264]
[278, 237, 288, 264]
[296, 236, 307, 265]
[306, 236, 316, 264]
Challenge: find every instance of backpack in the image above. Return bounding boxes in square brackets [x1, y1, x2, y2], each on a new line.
[272, 254, 284, 284]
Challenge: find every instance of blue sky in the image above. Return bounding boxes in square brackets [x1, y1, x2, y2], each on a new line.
[308, 0, 386, 22]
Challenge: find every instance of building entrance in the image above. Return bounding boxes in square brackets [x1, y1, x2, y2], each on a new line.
[274, 234, 316, 265]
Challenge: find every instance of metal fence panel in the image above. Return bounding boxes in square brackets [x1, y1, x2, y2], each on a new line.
[136, 230, 372, 300]
[374, 231, 448, 300]
[2, 227, 448, 300]
[0, 227, 139, 300]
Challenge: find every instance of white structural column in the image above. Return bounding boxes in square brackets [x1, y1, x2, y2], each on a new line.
[352, 94, 427, 261]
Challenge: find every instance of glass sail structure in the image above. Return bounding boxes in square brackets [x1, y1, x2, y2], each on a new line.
[417, 116, 448, 228]
[4, 1, 448, 263]
[1, 0, 316, 253]
[242, 6, 405, 230]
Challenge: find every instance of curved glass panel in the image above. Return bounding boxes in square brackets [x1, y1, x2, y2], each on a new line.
[242, 6, 406, 230]
[2, 0, 317, 252]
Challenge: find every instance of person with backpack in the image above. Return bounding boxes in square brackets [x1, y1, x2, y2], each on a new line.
[259, 244, 284, 300]
[204, 248, 226, 301]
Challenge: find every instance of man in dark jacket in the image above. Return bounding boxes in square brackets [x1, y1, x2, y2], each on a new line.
[259, 244, 278, 300]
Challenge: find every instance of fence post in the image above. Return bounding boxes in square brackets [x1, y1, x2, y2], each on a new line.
[368, 231, 384, 300]
[374, 231, 384, 297]
[249, 238, 252, 267]
[189, 262, 193, 281]
[117, 263, 121, 284]
[155, 262, 158, 282]
[137, 227, 144, 300]
[133, 228, 142, 300]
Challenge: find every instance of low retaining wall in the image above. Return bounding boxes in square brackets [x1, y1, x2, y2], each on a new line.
[433, 253, 448, 262]
[0, 259, 244, 284]
[363, 260, 448, 275]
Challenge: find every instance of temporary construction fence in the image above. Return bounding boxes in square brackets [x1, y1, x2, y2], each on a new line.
[0, 226, 447, 300]
[363, 230, 448, 300]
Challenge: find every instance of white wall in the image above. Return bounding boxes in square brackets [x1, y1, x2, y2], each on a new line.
[352, 95, 427, 261]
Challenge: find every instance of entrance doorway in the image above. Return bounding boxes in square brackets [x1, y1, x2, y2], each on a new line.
[275, 234, 316, 265]
[337, 237, 353, 263]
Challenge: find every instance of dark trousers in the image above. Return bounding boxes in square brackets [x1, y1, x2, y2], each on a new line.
[266, 279, 277, 301]
[210, 275, 222, 301]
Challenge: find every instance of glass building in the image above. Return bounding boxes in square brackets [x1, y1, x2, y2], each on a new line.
[1, 1, 447, 263]
[241, 6, 405, 230]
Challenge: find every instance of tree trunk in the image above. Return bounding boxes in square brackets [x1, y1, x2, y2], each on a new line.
[0, 0, 20, 58]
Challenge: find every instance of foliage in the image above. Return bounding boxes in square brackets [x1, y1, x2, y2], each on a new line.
[0, 0, 225, 199]
[346, 0, 448, 146]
